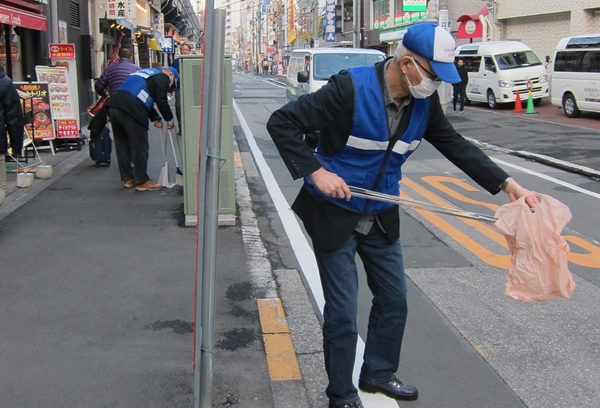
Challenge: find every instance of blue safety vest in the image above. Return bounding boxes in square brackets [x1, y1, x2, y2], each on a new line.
[304, 66, 430, 213]
[118, 68, 163, 112]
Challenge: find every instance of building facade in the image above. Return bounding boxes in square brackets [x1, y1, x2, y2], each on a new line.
[493, 0, 600, 66]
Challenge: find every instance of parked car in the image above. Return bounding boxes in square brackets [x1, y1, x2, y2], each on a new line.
[455, 41, 549, 109]
[550, 34, 600, 118]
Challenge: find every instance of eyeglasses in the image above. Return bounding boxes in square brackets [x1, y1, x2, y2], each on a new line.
[412, 58, 440, 82]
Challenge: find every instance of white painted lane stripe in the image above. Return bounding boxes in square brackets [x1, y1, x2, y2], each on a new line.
[492, 158, 600, 200]
[233, 100, 398, 407]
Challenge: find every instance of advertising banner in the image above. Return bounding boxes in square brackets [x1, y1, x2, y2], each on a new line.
[153, 13, 164, 41]
[35, 66, 75, 120]
[161, 36, 174, 53]
[56, 119, 79, 139]
[48, 43, 75, 59]
[14, 82, 54, 140]
[325, 0, 336, 43]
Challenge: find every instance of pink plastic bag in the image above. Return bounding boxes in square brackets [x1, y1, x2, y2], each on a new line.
[494, 194, 576, 302]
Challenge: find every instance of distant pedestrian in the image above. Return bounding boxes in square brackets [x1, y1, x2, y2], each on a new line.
[107, 67, 177, 191]
[453, 58, 468, 113]
[0, 63, 24, 208]
[170, 43, 191, 136]
[94, 48, 140, 98]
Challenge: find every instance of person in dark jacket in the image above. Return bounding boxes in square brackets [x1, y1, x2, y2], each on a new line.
[106, 67, 177, 191]
[266, 22, 538, 408]
[0, 64, 24, 208]
[452, 58, 469, 112]
[169, 43, 191, 136]
[94, 48, 140, 97]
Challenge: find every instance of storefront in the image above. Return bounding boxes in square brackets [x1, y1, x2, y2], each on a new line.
[0, 0, 47, 81]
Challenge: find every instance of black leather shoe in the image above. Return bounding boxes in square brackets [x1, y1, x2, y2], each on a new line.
[358, 376, 418, 401]
[328, 400, 363, 408]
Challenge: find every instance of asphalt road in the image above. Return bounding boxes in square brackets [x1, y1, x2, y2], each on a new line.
[232, 71, 600, 408]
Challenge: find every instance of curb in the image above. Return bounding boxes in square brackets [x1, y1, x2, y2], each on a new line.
[464, 137, 600, 180]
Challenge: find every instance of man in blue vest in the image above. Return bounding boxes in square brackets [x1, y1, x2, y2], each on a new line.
[107, 67, 177, 191]
[267, 22, 539, 408]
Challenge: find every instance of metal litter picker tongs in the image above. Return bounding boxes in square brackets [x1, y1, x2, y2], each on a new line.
[348, 186, 498, 223]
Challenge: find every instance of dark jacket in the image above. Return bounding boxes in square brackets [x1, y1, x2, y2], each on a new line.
[94, 58, 140, 97]
[456, 65, 469, 86]
[267, 59, 509, 251]
[0, 66, 24, 155]
[106, 72, 174, 129]
[170, 58, 181, 89]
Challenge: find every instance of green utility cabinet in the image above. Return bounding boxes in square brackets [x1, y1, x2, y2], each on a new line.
[180, 55, 235, 226]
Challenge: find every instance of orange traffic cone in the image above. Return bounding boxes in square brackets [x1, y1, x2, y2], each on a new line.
[514, 90, 523, 113]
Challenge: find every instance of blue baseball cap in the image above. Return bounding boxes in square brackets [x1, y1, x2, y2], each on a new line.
[167, 66, 179, 81]
[402, 22, 461, 83]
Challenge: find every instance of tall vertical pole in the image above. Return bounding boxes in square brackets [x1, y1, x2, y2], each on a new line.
[359, 0, 364, 48]
[352, 0, 357, 47]
[194, 0, 226, 406]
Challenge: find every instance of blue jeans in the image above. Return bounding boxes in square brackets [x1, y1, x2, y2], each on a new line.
[313, 222, 408, 406]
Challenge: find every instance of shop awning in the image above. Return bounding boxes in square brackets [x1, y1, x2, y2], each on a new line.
[0, 4, 47, 31]
[149, 38, 162, 51]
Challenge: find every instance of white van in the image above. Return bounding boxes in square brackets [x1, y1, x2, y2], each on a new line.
[286, 48, 386, 102]
[455, 41, 549, 109]
[550, 34, 600, 118]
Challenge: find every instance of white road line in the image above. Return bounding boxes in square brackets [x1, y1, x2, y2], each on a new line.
[493, 158, 600, 200]
[233, 100, 397, 408]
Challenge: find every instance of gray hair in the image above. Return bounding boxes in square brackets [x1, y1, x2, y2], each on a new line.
[393, 45, 413, 62]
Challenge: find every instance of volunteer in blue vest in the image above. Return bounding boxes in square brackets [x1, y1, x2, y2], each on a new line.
[267, 22, 539, 408]
[107, 66, 178, 191]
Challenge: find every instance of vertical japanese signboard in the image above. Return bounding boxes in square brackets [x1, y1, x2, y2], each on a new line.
[107, 0, 136, 19]
[35, 65, 79, 138]
[153, 12, 164, 40]
[288, 0, 296, 44]
[403, 0, 427, 12]
[47, 44, 81, 138]
[325, 0, 336, 43]
[14, 82, 54, 140]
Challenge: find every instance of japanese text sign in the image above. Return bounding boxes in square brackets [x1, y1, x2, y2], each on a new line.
[325, 0, 336, 43]
[49, 43, 75, 60]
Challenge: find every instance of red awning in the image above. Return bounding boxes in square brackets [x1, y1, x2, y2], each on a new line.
[456, 7, 488, 39]
[0, 4, 47, 31]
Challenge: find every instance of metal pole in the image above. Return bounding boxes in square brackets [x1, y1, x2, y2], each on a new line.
[359, 0, 364, 48]
[352, 0, 357, 47]
[197, 7, 226, 408]
[49, 0, 59, 44]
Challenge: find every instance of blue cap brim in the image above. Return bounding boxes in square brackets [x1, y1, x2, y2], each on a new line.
[430, 60, 461, 83]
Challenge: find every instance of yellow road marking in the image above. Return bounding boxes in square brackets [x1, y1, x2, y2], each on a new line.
[257, 298, 302, 381]
[234, 151, 243, 168]
[401, 176, 600, 269]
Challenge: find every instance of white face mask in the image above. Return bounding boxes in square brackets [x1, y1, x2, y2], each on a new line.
[405, 58, 441, 99]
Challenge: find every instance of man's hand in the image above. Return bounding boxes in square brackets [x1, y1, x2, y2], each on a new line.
[153, 119, 163, 129]
[166, 121, 175, 130]
[310, 167, 351, 201]
[504, 179, 540, 208]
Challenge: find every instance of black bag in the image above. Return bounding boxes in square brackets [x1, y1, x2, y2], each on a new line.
[89, 126, 112, 166]
[87, 105, 108, 140]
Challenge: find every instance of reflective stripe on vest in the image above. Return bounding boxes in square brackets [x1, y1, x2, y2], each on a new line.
[304, 65, 430, 214]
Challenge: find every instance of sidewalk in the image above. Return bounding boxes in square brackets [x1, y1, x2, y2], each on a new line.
[0, 124, 314, 407]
